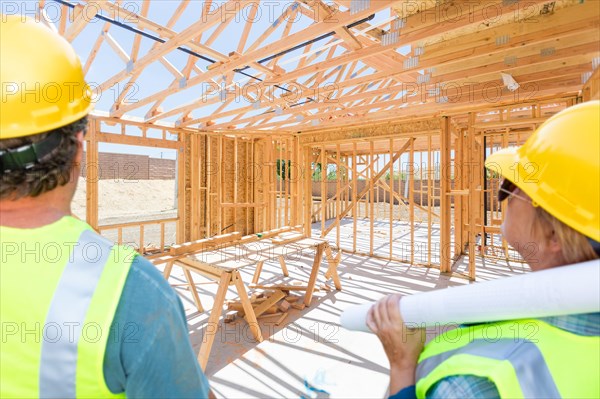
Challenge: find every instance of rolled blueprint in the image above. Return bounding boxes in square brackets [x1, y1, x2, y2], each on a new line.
[340, 260, 600, 332]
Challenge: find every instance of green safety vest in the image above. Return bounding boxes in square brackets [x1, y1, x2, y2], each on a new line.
[415, 319, 600, 398]
[1, 216, 136, 398]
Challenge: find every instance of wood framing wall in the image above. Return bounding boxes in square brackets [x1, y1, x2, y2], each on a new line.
[84, 116, 302, 251]
[187, 133, 301, 241]
[296, 96, 579, 279]
[301, 124, 453, 270]
[84, 115, 187, 253]
[83, 95, 584, 280]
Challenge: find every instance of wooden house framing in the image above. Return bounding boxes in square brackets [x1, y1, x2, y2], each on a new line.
[31, 0, 600, 280]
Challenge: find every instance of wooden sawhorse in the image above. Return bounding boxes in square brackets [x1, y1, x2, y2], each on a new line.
[176, 236, 340, 370]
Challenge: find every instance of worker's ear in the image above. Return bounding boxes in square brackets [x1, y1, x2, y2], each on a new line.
[547, 230, 562, 255]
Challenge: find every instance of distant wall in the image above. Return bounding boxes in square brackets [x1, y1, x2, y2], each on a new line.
[81, 152, 176, 180]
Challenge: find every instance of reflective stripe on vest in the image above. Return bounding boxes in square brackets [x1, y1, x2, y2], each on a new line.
[415, 319, 600, 399]
[416, 339, 560, 398]
[39, 230, 112, 398]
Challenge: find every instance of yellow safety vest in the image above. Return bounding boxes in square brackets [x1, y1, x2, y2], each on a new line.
[415, 319, 600, 398]
[1, 216, 136, 398]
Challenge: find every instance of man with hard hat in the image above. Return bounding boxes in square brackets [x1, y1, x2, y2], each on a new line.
[0, 16, 214, 398]
[367, 101, 600, 398]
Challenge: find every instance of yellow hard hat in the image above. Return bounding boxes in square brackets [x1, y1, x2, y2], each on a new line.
[0, 15, 93, 139]
[485, 101, 600, 242]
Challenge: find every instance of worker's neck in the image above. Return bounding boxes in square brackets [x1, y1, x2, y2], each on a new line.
[0, 184, 74, 229]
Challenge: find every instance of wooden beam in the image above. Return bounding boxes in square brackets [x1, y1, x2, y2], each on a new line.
[85, 119, 99, 230]
[197, 272, 231, 370]
[440, 116, 452, 272]
[582, 66, 600, 101]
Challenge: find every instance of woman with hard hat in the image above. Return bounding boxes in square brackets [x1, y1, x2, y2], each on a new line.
[367, 101, 600, 398]
[0, 16, 214, 398]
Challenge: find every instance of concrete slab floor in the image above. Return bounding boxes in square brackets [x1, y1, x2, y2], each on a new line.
[160, 221, 529, 398]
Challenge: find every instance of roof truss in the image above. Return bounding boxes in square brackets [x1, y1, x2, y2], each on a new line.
[32, 0, 599, 132]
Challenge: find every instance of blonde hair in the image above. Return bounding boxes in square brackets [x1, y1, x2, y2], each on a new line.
[532, 207, 598, 264]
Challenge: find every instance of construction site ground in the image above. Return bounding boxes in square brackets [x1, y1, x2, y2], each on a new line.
[157, 219, 528, 398]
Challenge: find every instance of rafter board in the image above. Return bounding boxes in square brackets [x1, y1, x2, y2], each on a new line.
[286, 77, 583, 132]
[300, 118, 441, 144]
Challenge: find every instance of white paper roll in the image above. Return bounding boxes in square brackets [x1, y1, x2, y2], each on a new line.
[340, 303, 373, 332]
[340, 260, 600, 332]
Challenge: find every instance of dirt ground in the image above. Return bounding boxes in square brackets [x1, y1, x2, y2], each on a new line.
[72, 178, 178, 247]
[72, 177, 177, 222]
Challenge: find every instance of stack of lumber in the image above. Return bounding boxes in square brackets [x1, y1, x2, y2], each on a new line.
[224, 290, 306, 327]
